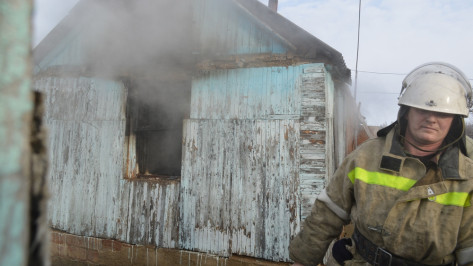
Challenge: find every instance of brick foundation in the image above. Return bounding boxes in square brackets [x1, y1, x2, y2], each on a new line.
[50, 230, 291, 266]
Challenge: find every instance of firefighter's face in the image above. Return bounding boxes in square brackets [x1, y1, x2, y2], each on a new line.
[405, 107, 454, 148]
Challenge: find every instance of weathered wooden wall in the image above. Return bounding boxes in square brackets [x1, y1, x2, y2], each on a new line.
[35, 76, 128, 237]
[299, 66, 335, 220]
[35, 63, 340, 263]
[181, 64, 337, 261]
[34, 75, 180, 249]
[191, 67, 300, 119]
[181, 119, 300, 260]
[32, 0, 357, 263]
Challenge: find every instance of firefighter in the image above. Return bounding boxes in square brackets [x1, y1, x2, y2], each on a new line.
[289, 62, 473, 266]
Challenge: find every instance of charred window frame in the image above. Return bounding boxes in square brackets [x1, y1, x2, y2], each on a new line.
[124, 78, 191, 179]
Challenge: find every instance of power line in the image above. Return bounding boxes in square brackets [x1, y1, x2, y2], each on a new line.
[358, 91, 398, 94]
[351, 69, 473, 80]
[353, 0, 362, 105]
[351, 70, 406, 76]
[354, 0, 362, 148]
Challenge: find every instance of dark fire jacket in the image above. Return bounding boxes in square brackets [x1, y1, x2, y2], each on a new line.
[289, 126, 473, 265]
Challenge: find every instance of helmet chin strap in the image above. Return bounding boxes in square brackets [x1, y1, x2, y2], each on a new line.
[399, 134, 442, 154]
[397, 118, 465, 154]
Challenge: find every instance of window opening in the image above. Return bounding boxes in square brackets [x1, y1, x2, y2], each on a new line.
[125, 78, 190, 178]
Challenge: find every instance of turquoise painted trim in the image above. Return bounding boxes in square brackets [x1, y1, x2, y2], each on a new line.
[0, 1, 32, 264]
[0, 1, 33, 176]
[0, 179, 25, 266]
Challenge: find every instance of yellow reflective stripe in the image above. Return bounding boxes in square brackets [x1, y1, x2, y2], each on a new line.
[348, 168, 472, 207]
[433, 192, 471, 207]
[347, 167, 416, 191]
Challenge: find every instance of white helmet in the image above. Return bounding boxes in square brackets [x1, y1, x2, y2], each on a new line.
[398, 62, 472, 117]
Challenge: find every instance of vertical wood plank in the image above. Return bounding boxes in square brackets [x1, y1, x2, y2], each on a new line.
[299, 65, 330, 220]
[181, 118, 300, 260]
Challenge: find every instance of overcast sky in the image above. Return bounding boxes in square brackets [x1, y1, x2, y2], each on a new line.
[33, 0, 473, 126]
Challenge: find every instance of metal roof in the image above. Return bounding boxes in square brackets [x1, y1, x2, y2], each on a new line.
[34, 0, 351, 82]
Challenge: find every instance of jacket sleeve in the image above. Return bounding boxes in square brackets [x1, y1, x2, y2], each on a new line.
[456, 190, 473, 266]
[289, 154, 356, 265]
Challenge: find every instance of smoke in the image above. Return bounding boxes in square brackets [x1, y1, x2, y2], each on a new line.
[81, 0, 193, 76]
[33, 0, 237, 176]
[78, 0, 195, 176]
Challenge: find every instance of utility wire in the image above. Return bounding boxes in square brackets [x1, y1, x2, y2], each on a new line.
[351, 69, 473, 80]
[358, 91, 399, 94]
[354, 0, 362, 148]
[353, 0, 361, 105]
[352, 70, 406, 76]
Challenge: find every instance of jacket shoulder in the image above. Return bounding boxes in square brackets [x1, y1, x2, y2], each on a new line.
[352, 136, 386, 153]
[458, 137, 473, 180]
[346, 136, 386, 163]
[466, 136, 473, 159]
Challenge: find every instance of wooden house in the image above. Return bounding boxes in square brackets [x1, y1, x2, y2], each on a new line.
[34, 0, 371, 264]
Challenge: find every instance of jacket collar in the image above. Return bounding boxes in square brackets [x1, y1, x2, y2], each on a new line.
[379, 125, 469, 180]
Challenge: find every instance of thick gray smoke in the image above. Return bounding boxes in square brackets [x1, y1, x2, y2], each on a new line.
[82, 0, 193, 76]
[36, 0, 238, 176]
[80, 0, 195, 176]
